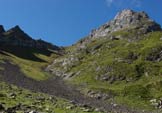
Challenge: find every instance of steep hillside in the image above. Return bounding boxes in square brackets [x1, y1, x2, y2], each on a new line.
[0, 25, 107, 113]
[0, 82, 100, 113]
[46, 9, 162, 112]
[0, 25, 104, 113]
[0, 25, 62, 80]
[1, 9, 162, 113]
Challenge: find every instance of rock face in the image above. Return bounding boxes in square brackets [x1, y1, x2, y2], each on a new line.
[90, 9, 161, 39]
[0, 25, 60, 50]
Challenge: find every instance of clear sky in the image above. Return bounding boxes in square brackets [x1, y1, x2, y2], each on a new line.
[0, 0, 161, 46]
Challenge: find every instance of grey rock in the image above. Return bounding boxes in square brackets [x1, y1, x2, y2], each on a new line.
[46, 55, 80, 78]
[66, 105, 74, 110]
[150, 98, 162, 109]
[63, 72, 75, 79]
[28, 110, 38, 113]
[82, 108, 92, 112]
[112, 103, 118, 107]
[89, 9, 161, 39]
[8, 93, 17, 99]
[87, 90, 109, 100]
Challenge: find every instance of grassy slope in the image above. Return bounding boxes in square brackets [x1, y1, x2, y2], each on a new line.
[0, 46, 58, 80]
[0, 47, 100, 113]
[64, 30, 162, 111]
[0, 82, 99, 113]
[0, 30, 162, 112]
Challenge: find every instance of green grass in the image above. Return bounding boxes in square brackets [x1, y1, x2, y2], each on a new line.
[1, 28, 162, 112]
[0, 82, 100, 113]
[0, 46, 58, 80]
[61, 30, 162, 111]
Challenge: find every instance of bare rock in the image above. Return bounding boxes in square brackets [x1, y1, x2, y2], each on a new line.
[90, 9, 161, 39]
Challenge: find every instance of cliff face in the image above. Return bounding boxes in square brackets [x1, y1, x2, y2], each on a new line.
[0, 25, 60, 50]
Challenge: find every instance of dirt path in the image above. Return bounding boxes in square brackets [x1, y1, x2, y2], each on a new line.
[0, 61, 143, 113]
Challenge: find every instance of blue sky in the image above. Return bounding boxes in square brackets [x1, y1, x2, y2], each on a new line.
[0, 0, 161, 46]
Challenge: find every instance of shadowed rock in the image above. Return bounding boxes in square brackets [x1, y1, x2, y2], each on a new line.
[0, 25, 61, 51]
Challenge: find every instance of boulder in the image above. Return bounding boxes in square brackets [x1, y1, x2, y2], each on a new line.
[8, 92, 17, 99]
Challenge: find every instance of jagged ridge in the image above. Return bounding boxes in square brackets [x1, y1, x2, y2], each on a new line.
[0, 25, 60, 50]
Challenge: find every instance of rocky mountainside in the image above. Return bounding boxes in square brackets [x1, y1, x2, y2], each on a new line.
[0, 9, 162, 113]
[46, 9, 162, 78]
[75, 9, 161, 49]
[0, 25, 60, 50]
[46, 9, 162, 112]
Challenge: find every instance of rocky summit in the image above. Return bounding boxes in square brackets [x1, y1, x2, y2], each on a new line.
[0, 9, 162, 113]
[90, 9, 161, 39]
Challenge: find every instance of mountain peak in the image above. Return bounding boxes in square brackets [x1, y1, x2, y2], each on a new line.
[114, 9, 134, 20]
[12, 25, 22, 31]
[114, 9, 148, 20]
[90, 9, 161, 39]
[4, 25, 33, 41]
[7, 25, 27, 35]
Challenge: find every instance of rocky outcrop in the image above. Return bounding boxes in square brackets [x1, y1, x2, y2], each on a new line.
[90, 9, 161, 39]
[0, 25, 60, 50]
[46, 54, 80, 78]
